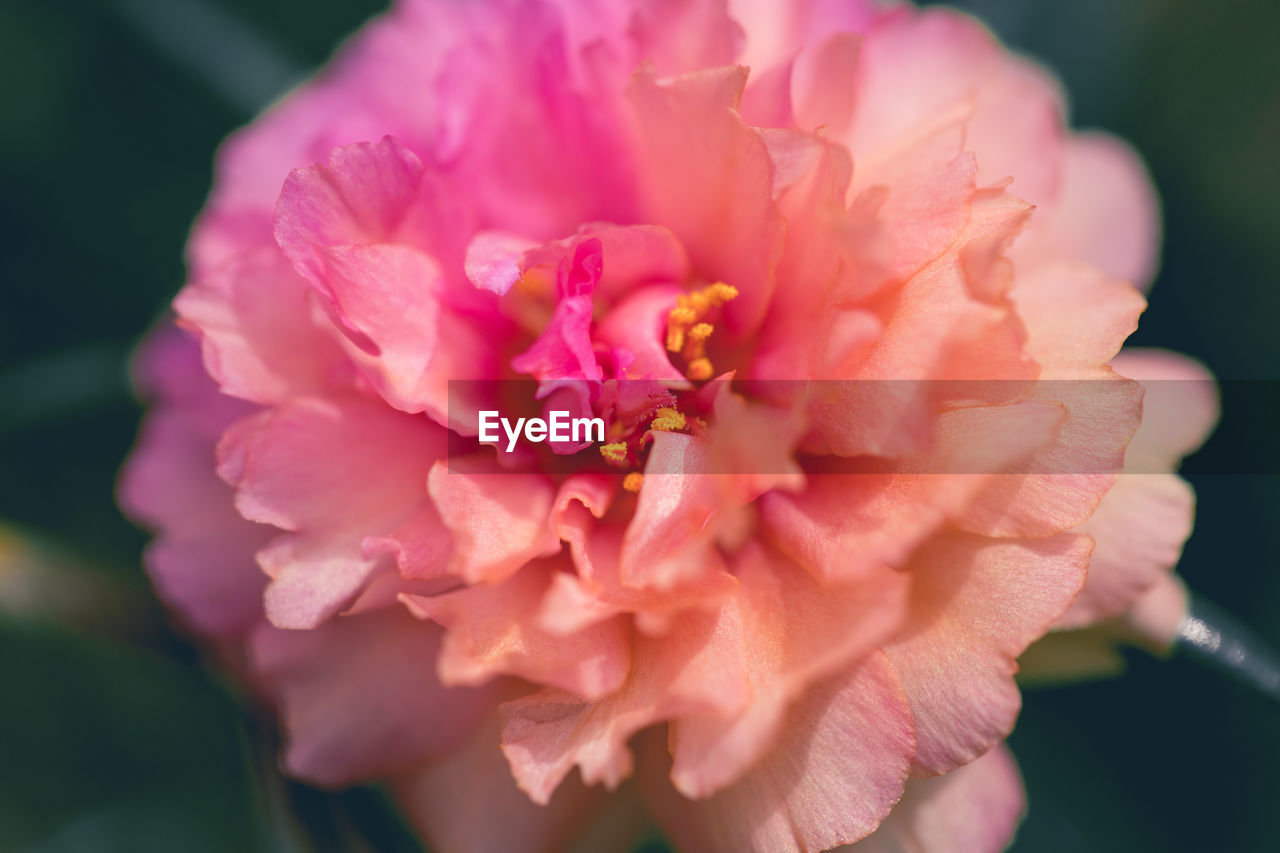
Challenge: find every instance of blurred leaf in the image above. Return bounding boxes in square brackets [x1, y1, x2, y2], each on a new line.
[0, 617, 269, 852]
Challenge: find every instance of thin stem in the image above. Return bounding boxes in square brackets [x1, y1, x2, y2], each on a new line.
[1176, 595, 1280, 704]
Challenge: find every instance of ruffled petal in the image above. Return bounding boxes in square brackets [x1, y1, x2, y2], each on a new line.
[1058, 349, 1218, 627]
[846, 7, 1063, 207]
[118, 327, 267, 636]
[850, 744, 1024, 853]
[764, 401, 1065, 582]
[643, 653, 915, 852]
[500, 603, 750, 804]
[629, 0, 745, 75]
[401, 557, 630, 700]
[885, 533, 1089, 775]
[426, 457, 561, 584]
[669, 543, 909, 797]
[250, 608, 499, 786]
[175, 248, 348, 405]
[391, 712, 610, 853]
[217, 394, 444, 628]
[627, 64, 784, 337]
[1014, 133, 1161, 290]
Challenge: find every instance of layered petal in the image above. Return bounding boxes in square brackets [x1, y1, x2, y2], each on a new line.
[250, 608, 498, 786]
[217, 394, 444, 628]
[884, 533, 1090, 775]
[426, 457, 561, 584]
[500, 603, 750, 804]
[121, 0, 1205, 847]
[401, 557, 630, 700]
[391, 712, 610, 853]
[669, 543, 909, 798]
[851, 744, 1024, 853]
[643, 653, 915, 853]
[1058, 349, 1217, 628]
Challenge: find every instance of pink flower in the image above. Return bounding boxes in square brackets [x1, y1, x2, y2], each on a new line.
[121, 1, 1217, 850]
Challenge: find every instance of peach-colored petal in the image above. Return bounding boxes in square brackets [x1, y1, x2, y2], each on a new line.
[251, 608, 498, 787]
[391, 712, 610, 853]
[175, 248, 349, 405]
[764, 401, 1065, 582]
[620, 432, 725, 590]
[885, 533, 1090, 775]
[1059, 349, 1217, 628]
[546, 521, 738, 637]
[729, 0, 876, 77]
[1113, 349, 1220, 466]
[850, 744, 1025, 853]
[1015, 132, 1161, 290]
[401, 559, 630, 700]
[809, 189, 1037, 459]
[629, 0, 744, 76]
[669, 543, 909, 797]
[1011, 262, 1147, 377]
[627, 64, 784, 337]
[500, 603, 750, 804]
[851, 112, 977, 282]
[216, 395, 444, 628]
[847, 8, 1063, 207]
[426, 458, 561, 585]
[957, 376, 1143, 538]
[1120, 571, 1189, 653]
[1059, 473, 1194, 629]
[643, 653, 915, 852]
[362, 502, 454, 582]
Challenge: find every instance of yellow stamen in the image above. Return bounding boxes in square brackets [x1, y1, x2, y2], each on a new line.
[650, 406, 687, 432]
[666, 305, 698, 352]
[706, 282, 739, 304]
[681, 322, 712, 363]
[600, 442, 628, 465]
[663, 283, 739, 379]
[622, 472, 644, 493]
[687, 358, 713, 381]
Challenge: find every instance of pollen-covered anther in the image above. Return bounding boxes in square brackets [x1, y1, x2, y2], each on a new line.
[704, 282, 739, 305]
[650, 407, 687, 432]
[622, 472, 644, 493]
[687, 358, 713, 381]
[666, 305, 698, 352]
[599, 442, 629, 466]
[681, 322, 713, 362]
[665, 284, 737, 352]
[664, 283, 738, 380]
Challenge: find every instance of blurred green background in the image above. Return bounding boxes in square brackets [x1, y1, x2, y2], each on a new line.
[0, 0, 1277, 850]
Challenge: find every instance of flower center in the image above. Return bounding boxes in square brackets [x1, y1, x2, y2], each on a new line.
[664, 282, 739, 381]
